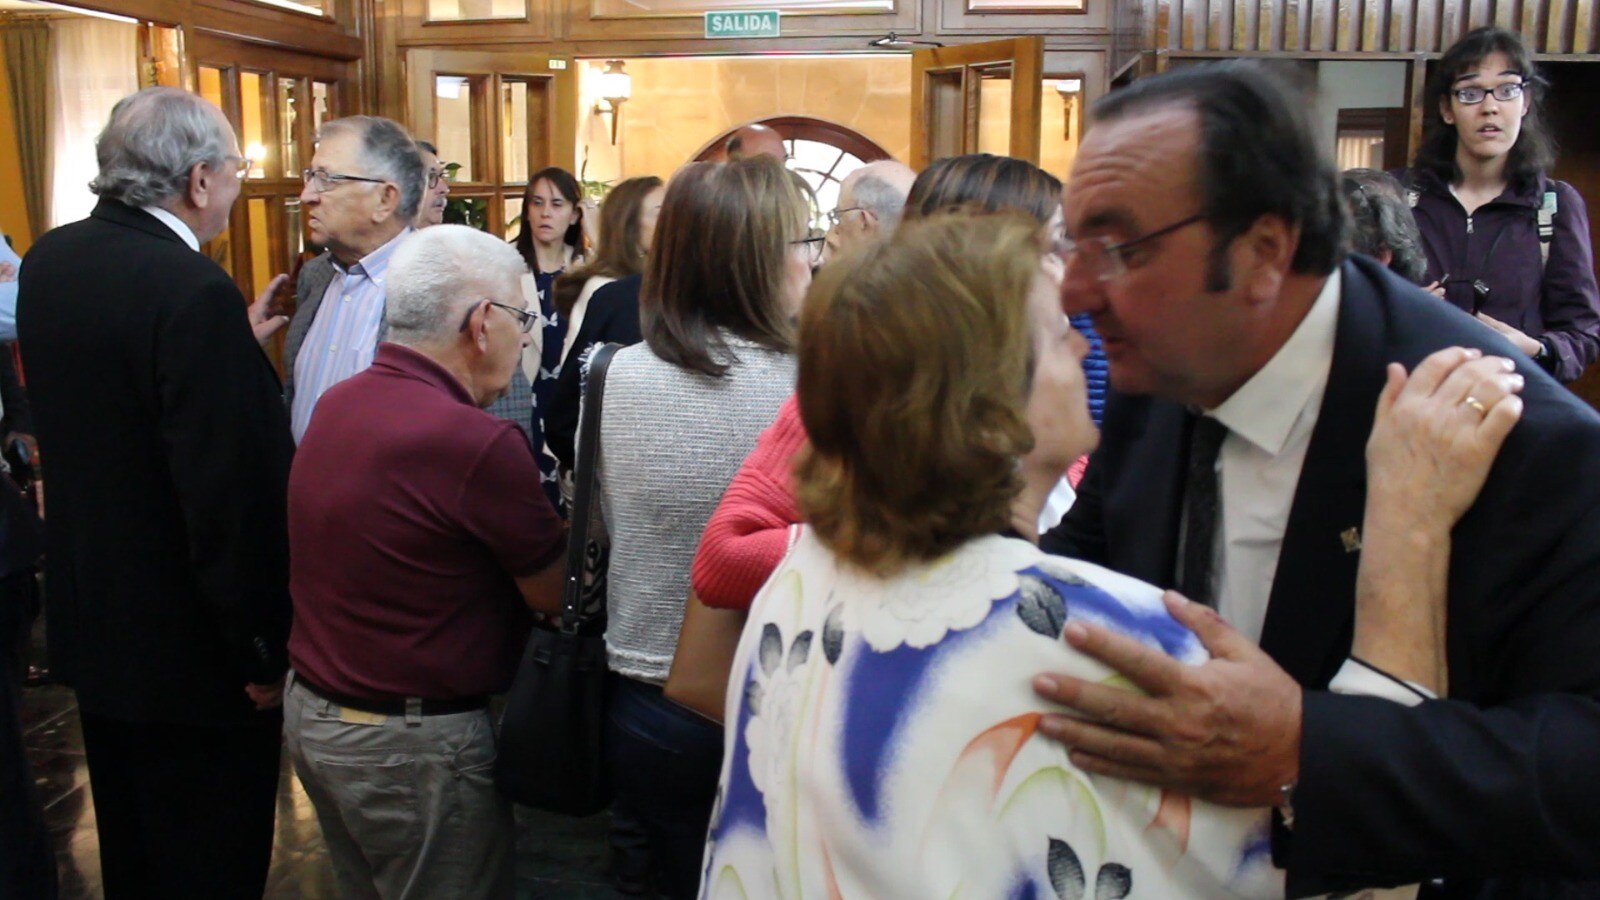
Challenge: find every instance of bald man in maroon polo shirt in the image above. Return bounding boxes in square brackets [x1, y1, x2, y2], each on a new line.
[283, 224, 565, 900]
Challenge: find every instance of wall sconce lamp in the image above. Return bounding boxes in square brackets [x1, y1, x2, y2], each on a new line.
[593, 60, 632, 146]
[1055, 78, 1083, 142]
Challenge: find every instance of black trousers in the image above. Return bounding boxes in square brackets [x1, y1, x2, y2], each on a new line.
[0, 571, 55, 900]
[78, 708, 283, 900]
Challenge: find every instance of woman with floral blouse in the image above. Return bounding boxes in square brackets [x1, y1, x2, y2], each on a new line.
[698, 211, 1520, 899]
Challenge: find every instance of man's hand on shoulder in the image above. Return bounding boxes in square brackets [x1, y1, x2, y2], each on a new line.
[249, 273, 291, 345]
[1032, 591, 1302, 808]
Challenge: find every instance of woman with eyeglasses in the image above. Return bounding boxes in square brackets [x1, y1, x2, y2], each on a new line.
[1402, 26, 1600, 383]
[597, 154, 813, 900]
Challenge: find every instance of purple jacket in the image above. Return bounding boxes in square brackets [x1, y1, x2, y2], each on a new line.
[1402, 167, 1600, 382]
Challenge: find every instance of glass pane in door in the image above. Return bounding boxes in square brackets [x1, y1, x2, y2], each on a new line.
[975, 66, 1013, 157]
[426, 0, 524, 21]
[240, 72, 269, 179]
[435, 76, 476, 182]
[501, 80, 529, 185]
[279, 78, 301, 177]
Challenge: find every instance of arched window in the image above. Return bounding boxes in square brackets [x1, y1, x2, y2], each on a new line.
[698, 117, 891, 228]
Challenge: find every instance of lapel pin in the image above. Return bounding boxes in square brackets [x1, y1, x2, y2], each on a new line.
[1340, 527, 1362, 553]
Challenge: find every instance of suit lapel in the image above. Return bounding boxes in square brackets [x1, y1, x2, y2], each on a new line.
[1104, 397, 1190, 587]
[1257, 260, 1389, 688]
[283, 254, 335, 397]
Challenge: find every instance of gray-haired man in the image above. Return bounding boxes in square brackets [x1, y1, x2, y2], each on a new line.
[17, 86, 294, 898]
[283, 115, 425, 442]
[822, 159, 917, 265]
[285, 225, 565, 899]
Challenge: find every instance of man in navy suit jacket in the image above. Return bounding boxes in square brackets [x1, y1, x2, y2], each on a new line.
[1033, 62, 1600, 897]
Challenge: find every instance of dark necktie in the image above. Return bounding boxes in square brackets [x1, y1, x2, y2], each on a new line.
[1178, 415, 1227, 608]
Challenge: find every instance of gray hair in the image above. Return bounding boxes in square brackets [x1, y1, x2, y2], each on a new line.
[90, 87, 233, 208]
[385, 225, 527, 345]
[1341, 168, 1428, 284]
[319, 116, 426, 221]
[854, 178, 907, 235]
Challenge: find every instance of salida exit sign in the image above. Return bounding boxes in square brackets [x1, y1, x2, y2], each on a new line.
[705, 9, 781, 38]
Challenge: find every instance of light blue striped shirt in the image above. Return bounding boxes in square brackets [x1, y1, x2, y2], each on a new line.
[290, 229, 410, 443]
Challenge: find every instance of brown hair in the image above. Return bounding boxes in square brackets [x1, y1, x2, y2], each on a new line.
[795, 211, 1043, 576]
[903, 153, 1062, 226]
[551, 175, 663, 320]
[641, 156, 808, 377]
[513, 166, 588, 276]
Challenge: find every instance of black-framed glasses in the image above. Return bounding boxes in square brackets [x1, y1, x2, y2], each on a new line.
[826, 206, 865, 227]
[425, 169, 445, 189]
[301, 168, 389, 193]
[458, 299, 540, 334]
[791, 234, 827, 266]
[1453, 82, 1525, 105]
[1054, 213, 1208, 282]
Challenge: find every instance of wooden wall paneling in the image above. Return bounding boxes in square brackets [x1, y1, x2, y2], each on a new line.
[1576, 0, 1595, 50]
[193, 5, 363, 58]
[1157, 0, 1175, 46]
[1416, 0, 1438, 49]
[1310, 0, 1333, 48]
[395, 0, 550, 44]
[1467, 0, 1491, 31]
[1406, 55, 1425, 166]
[1361, 0, 1382, 47]
[1439, 0, 1461, 48]
[1235, 0, 1253, 48]
[1209, 0, 1225, 48]
[1258, 0, 1279, 48]
[1493, 0, 1518, 28]
[1545, 0, 1572, 51]
[1181, 0, 1200, 47]
[1336, 0, 1355, 49]
[1387, 0, 1411, 50]
[939, 0, 1110, 35]
[1521, 0, 1545, 48]
[563, 0, 917, 42]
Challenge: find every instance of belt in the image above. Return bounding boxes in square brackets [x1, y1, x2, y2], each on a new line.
[294, 675, 488, 717]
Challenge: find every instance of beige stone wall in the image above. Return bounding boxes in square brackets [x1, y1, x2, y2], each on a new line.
[577, 55, 912, 184]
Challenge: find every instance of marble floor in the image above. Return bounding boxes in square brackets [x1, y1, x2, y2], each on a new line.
[18, 625, 635, 900]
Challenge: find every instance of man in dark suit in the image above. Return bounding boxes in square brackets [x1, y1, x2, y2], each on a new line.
[16, 86, 295, 899]
[1032, 62, 1600, 896]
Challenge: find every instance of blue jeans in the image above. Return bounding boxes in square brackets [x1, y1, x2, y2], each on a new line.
[605, 675, 723, 900]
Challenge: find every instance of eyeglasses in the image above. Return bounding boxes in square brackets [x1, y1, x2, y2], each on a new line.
[791, 233, 827, 266]
[458, 299, 540, 334]
[221, 156, 253, 179]
[1054, 213, 1208, 282]
[425, 169, 445, 189]
[826, 206, 865, 227]
[1453, 82, 1525, 105]
[301, 168, 389, 193]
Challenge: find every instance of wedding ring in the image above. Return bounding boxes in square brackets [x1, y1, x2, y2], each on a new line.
[1462, 395, 1488, 416]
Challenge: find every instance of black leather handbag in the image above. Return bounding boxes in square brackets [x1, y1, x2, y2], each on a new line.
[494, 343, 619, 815]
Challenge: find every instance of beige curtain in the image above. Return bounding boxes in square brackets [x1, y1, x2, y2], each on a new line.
[49, 19, 137, 228]
[1, 21, 52, 239]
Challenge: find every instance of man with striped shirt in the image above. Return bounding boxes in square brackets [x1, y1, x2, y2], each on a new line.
[283, 116, 424, 442]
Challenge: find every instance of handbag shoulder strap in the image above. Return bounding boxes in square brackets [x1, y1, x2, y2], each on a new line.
[562, 342, 621, 629]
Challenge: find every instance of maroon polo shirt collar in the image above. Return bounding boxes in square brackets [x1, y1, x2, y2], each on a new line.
[371, 342, 477, 408]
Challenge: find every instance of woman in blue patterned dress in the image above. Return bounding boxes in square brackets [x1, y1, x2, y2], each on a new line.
[510, 166, 587, 510]
[699, 211, 1521, 899]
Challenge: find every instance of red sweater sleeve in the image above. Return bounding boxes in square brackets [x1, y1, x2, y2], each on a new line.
[692, 394, 807, 610]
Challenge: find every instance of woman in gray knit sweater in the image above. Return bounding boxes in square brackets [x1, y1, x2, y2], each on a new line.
[597, 155, 815, 899]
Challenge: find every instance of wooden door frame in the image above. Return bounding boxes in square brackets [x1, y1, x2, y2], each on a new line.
[910, 36, 1043, 169]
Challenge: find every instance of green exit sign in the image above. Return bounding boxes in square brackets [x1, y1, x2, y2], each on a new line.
[705, 9, 781, 38]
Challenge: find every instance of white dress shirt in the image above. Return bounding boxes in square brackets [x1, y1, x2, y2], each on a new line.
[1202, 270, 1340, 645]
[1192, 270, 1434, 706]
[141, 205, 200, 252]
